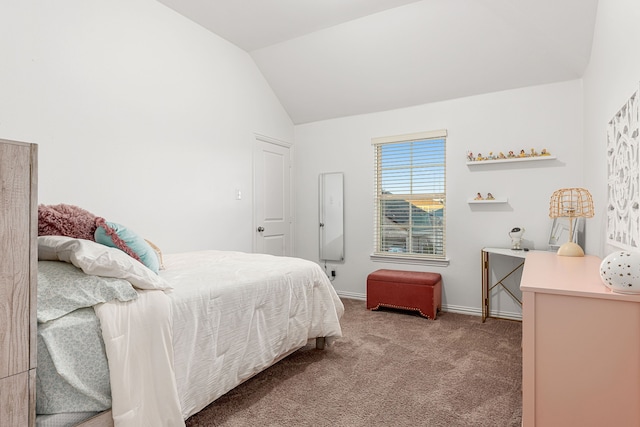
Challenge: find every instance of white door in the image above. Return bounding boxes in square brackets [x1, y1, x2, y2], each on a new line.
[253, 135, 292, 256]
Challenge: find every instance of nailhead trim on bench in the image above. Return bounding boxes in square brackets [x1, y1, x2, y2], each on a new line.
[369, 302, 436, 319]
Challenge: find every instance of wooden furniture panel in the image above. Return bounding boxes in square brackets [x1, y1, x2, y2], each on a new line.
[521, 251, 640, 426]
[0, 372, 29, 425]
[0, 139, 37, 427]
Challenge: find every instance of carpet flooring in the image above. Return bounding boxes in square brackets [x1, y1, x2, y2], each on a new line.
[185, 298, 522, 427]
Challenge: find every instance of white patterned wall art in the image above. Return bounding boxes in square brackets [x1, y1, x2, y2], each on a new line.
[606, 85, 640, 249]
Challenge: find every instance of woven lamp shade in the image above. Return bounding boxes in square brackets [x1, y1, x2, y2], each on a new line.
[549, 188, 595, 219]
[548, 188, 594, 256]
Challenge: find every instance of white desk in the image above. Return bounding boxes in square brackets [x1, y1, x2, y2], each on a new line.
[481, 247, 527, 322]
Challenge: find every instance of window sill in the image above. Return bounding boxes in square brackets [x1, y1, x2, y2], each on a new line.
[370, 254, 450, 267]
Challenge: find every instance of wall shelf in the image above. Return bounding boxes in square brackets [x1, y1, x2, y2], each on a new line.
[468, 197, 508, 204]
[466, 155, 556, 166]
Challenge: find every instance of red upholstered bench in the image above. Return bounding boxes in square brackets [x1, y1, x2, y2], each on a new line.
[366, 269, 442, 319]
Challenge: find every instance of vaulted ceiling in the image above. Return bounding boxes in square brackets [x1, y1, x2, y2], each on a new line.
[157, 0, 599, 124]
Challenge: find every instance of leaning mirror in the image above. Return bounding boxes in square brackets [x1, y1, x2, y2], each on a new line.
[319, 172, 344, 261]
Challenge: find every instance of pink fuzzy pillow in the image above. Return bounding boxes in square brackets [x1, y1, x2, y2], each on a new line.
[38, 204, 99, 241]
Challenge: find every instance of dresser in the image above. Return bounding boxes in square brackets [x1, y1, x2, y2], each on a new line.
[0, 139, 37, 426]
[521, 251, 640, 426]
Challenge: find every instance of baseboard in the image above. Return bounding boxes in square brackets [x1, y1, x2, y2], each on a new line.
[440, 304, 480, 317]
[487, 310, 522, 321]
[443, 304, 522, 321]
[336, 291, 366, 301]
[336, 291, 522, 321]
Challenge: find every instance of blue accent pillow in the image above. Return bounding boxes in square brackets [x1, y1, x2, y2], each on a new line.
[94, 220, 160, 273]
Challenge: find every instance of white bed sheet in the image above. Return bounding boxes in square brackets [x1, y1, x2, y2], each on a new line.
[162, 250, 344, 419]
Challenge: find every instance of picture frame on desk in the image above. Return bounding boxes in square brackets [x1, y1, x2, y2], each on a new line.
[548, 217, 580, 251]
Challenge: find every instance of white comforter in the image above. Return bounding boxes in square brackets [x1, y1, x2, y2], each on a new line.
[95, 290, 184, 426]
[96, 250, 344, 426]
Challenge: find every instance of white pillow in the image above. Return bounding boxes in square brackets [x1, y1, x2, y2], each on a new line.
[38, 235, 172, 291]
[38, 260, 139, 322]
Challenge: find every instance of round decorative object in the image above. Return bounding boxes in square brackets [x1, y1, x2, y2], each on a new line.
[599, 250, 640, 294]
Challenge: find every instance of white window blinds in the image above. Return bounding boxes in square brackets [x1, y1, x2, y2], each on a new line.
[373, 130, 447, 259]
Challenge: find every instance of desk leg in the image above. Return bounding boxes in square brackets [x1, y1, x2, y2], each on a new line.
[482, 249, 489, 322]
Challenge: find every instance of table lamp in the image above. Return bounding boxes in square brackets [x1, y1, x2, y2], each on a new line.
[548, 187, 594, 257]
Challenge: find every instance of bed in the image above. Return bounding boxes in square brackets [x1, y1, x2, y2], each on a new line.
[35, 235, 344, 427]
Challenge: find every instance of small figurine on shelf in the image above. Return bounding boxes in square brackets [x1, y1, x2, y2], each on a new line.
[519, 149, 527, 157]
[530, 148, 538, 157]
[476, 153, 484, 161]
[488, 151, 494, 160]
[486, 193, 495, 200]
[508, 150, 515, 158]
[498, 152, 506, 159]
[540, 148, 550, 156]
[467, 151, 474, 161]
[474, 192, 484, 200]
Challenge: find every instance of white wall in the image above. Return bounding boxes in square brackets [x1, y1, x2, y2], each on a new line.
[0, 0, 294, 253]
[583, 0, 640, 258]
[2, 0, 627, 317]
[295, 80, 584, 317]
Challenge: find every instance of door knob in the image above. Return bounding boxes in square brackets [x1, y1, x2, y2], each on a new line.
[257, 226, 265, 232]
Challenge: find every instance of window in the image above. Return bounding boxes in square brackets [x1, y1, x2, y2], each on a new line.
[372, 130, 447, 262]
